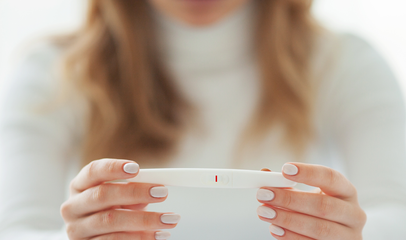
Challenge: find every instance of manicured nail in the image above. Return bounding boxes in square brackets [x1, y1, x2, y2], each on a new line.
[257, 189, 275, 201]
[150, 186, 168, 198]
[123, 163, 139, 174]
[270, 224, 285, 236]
[155, 231, 171, 239]
[257, 206, 276, 219]
[161, 214, 181, 224]
[282, 163, 298, 175]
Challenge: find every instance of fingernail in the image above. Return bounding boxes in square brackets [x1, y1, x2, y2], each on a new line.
[270, 224, 285, 236]
[257, 206, 276, 219]
[257, 189, 275, 201]
[282, 163, 298, 175]
[150, 186, 168, 198]
[155, 231, 171, 239]
[123, 163, 139, 174]
[161, 214, 181, 224]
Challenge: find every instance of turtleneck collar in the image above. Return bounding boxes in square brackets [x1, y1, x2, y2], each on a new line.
[153, 1, 257, 75]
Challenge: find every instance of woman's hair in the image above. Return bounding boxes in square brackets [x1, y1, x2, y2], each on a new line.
[60, 0, 317, 164]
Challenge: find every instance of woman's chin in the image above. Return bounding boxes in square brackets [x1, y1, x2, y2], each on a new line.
[150, 0, 249, 27]
[175, 0, 234, 27]
[177, 13, 226, 27]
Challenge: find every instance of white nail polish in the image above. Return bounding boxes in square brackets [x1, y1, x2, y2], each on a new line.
[150, 187, 168, 198]
[257, 189, 275, 201]
[155, 231, 171, 240]
[161, 214, 181, 224]
[257, 206, 276, 219]
[270, 224, 285, 236]
[282, 163, 298, 175]
[123, 163, 139, 174]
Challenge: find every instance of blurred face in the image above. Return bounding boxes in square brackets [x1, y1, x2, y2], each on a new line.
[148, 0, 252, 26]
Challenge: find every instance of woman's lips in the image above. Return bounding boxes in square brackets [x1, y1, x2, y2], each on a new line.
[183, 0, 220, 2]
[181, 0, 222, 7]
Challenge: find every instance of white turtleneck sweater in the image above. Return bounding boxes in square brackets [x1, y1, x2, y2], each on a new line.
[1, 3, 406, 240]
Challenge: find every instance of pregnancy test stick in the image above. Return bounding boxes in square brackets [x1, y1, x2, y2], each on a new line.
[127, 168, 296, 188]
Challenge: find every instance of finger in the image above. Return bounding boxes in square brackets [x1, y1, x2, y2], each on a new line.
[269, 224, 314, 240]
[257, 187, 359, 227]
[72, 209, 180, 238]
[257, 205, 354, 240]
[62, 183, 168, 218]
[281, 163, 357, 200]
[90, 231, 171, 240]
[71, 158, 139, 193]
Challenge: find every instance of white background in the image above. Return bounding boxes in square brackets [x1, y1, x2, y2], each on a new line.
[0, 0, 405, 90]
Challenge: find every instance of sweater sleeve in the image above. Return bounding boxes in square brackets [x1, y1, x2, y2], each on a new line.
[318, 34, 406, 239]
[0, 43, 85, 239]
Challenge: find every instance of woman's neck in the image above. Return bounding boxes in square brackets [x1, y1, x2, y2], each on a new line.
[153, 1, 257, 75]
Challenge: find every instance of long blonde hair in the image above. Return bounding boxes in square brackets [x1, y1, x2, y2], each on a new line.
[60, 0, 317, 164]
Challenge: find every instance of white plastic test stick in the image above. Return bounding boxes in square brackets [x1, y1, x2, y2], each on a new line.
[127, 168, 296, 188]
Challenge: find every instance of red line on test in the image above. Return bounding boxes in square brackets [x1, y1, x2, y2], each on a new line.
[215, 175, 218, 182]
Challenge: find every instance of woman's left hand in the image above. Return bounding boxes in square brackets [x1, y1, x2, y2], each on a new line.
[257, 163, 367, 240]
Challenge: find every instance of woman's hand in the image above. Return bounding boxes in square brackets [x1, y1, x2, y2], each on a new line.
[257, 163, 367, 240]
[61, 158, 180, 240]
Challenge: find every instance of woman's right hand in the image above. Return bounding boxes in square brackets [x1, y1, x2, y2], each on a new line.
[60, 158, 180, 240]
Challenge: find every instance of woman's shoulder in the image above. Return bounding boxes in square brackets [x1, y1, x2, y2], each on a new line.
[0, 38, 87, 142]
[329, 32, 386, 66]
[0, 37, 87, 114]
[1, 37, 79, 105]
[312, 30, 397, 87]
[312, 30, 405, 123]
[21, 40, 63, 63]
[3, 40, 65, 91]
[12, 39, 66, 75]
[313, 30, 375, 56]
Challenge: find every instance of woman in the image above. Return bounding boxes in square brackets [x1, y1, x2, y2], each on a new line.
[0, 0, 405, 239]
